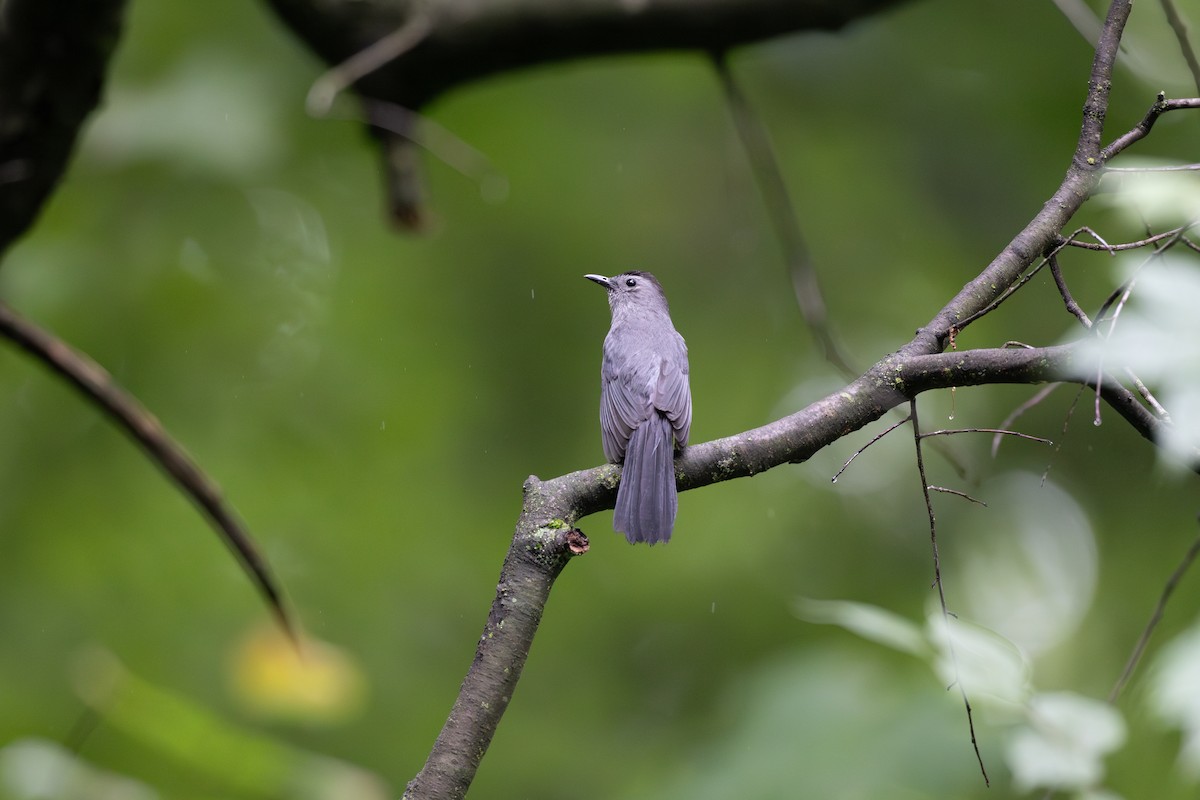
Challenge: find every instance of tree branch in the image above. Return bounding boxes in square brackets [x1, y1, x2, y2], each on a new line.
[912, 0, 1132, 351]
[403, 522, 588, 799]
[267, 0, 910, 110]
[407, 337, 1190, 797]
[264, 0, 910, 226]
[402, 5, 1182, 796]
[0, 1, 300, 640]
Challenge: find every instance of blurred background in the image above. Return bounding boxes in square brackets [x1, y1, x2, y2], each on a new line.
[2, 0, 1200, 797]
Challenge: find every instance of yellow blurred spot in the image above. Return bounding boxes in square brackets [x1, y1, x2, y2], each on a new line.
[228, 625, 366, 724]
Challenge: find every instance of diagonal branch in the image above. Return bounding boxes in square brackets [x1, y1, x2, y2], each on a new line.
[0, 301, 295, 639]
[1157, 0, 1200, 95]
[405, 338, 1189, 798]
[911, 0, 1131, 352]
[404, 3, 1180, 798]
[710, 50, 855, 376]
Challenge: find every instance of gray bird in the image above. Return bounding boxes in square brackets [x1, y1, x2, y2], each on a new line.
[585, 271, 691, 544]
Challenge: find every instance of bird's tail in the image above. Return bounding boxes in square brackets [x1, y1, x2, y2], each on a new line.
[614, 412, 677, 545]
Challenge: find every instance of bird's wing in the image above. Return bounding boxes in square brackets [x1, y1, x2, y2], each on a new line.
[600, 349, 648, 462]
[654, 336, 691, 447]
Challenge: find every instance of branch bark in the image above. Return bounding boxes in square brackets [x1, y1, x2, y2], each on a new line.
[403, 3, 1157, 797]
[266, 0, 910, 109]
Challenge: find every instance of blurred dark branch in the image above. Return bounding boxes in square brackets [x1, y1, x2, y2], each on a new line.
[0, 301, 295, 640]
[710, 50, 855, 377]
[0, 0, 126, 258]
[1157, 0, 1200, 94]
[1109, 517, 1200, 704]
[263, 0, 910, 227]
[267, 0, 910, 109]
[0, 0, 297, 641]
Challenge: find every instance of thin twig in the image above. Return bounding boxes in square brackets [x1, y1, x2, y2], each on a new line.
[1109, 517, 1200, 703]
[1043, 384, 1087, 486]
[1055, 225, 1115, 253]
[1049, 254, 1094, 327]
[832, 415, 910, 482]
[953, 260, 1049, 330]
[1157, 0, 1200, 95]
[994, 385, 1061, 457]
[1104, 162, 1200, 172]
[927, 486, 988, 507]
[362, 100, 507, 199]
[1123, 368, 1172, 420]
[306, 13, 432, 116]
[910, 399, 989, 786]
[1088, 227, 1188, 426]
[0, 301, 294, 641]
[920, 428, 1052, 446]
[1100, 95, 1200, 161]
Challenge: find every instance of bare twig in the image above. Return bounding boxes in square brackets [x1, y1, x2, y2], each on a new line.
[1042, 384, 1087, 485]
[1104, 162, 1200, 172]
[1123, 368, 1172, 420]
[306, 13, 433, 116]
[1088, 227, 1188, 426]
[994, 384, 1061, 457]
[0, 301, 295, 640]
[927, 486, 988, 507]
[832, 415, 910, 482]
[1049, 254, 1094, 327]
[1100, 94, 1200, 162]
[910, 399, 989, 786]
[920, 428, 1052, 446]
[1109, 517, 1200, 703]
[1055, 225, 1115, 253]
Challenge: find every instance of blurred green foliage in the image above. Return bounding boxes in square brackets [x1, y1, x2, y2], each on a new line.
[2, 0, 1200, 798]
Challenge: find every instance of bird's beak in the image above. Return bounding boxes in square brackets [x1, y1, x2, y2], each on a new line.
[584, 274, 614, 290]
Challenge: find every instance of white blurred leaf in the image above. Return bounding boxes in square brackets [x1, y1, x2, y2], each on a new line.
[83, 51, 283, 176]
[1006, 692, 1126, 792]
[0, 738, 160, 800]
[1073, 254, 1200, 464]
[1078, 791, 1125, 800]
[959, 473, 1098, 657]
[1097, 161, 1200, 227]
[928, 611, 1030, 706]
[795, 597, 930, 657]
[1150, 621, 1200, 778]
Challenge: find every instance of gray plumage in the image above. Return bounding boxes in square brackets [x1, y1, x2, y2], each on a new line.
[584, 271, 691, 544]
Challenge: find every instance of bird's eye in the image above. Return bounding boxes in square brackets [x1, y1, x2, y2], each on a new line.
[625, 278, 637, 287]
